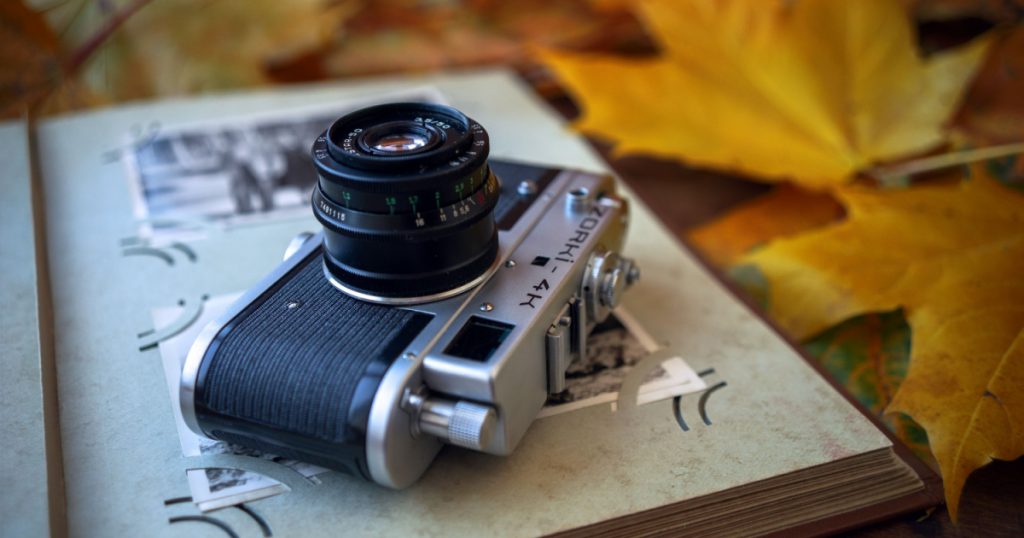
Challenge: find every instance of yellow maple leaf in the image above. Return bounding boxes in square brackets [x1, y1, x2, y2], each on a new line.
[540, 0, 991, 188]
[686, 184, 843, 267]
[742, 169, 1024, 518]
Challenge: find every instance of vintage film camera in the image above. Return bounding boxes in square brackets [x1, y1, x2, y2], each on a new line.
[180, 103, 639, 488]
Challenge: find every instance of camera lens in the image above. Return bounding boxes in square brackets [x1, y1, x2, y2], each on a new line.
[312, 103, 499, 303]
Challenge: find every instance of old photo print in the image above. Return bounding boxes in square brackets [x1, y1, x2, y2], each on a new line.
[538, 308, 705, 417]
[124, 87, 446, 241]
[185, 467, 289, 512]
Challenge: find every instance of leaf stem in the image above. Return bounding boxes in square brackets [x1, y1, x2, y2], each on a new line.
[868, 143, 1024, 183]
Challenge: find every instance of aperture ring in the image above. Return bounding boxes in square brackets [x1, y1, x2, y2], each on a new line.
[314, 160, 491, 214]
[313, 172, 500, 238]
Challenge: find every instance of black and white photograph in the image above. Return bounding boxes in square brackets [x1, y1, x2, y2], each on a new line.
[539, 309, 705, 417]
[186, 467, 288, 512]
[124, 88, 445, 239]
[199, 440, 327, 484]
[546, 314, 653, 406]
[204, 468, 258, 494]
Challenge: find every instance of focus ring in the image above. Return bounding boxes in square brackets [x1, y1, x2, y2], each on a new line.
[314, 146, 491, 214]
[312, 172, 500, 239]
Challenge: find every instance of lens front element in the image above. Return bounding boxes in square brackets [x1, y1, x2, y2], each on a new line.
[312, 103, 499, 303]
[359, 122, 437, 155]
[370, 133, 429, 153]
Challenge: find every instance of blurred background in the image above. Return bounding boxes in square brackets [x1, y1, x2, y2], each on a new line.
[3, 0, 655, 117]
[3, 0, 1020, 119]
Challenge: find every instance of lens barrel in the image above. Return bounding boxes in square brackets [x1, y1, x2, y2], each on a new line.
[312, 103, 499, 303]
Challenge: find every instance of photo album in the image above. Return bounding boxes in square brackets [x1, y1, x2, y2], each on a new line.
[3, 70, 939, 537]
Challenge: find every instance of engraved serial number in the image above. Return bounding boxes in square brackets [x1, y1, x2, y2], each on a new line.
[318, 199, 346, 222]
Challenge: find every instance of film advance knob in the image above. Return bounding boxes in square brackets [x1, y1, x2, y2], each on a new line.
[448, 401, 498, 451]
[413, 395, 498, 451]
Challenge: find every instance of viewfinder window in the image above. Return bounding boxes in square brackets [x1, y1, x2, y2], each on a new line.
[445, 316, 515, 361]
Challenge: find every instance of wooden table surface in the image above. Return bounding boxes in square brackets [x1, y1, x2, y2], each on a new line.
[544, 94, 1024, 537]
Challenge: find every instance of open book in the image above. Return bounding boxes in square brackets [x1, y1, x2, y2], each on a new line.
[1, 69, 939, 537]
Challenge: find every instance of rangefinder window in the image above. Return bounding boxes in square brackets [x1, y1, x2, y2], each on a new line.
[445, 316, 515, 361]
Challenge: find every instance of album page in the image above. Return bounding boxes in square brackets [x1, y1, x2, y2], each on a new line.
[20, 69, 912, 536]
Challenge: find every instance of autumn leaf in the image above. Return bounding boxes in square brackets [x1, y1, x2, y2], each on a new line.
[686, 184, 843, 267]
[0, 1, 98, 117]
[0, 1, 58, 116]
[313, 0, 648, 80]
[690, 188, 931, 462]
[803, 311, 935, 467]
[741, 167, 1024, 518]
[539, 0, 992, 188]
[689, 186, 933, 464]
[35, 0, 349, 105]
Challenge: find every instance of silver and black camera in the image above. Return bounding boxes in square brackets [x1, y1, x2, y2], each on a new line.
[179, 103, 639, 488]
